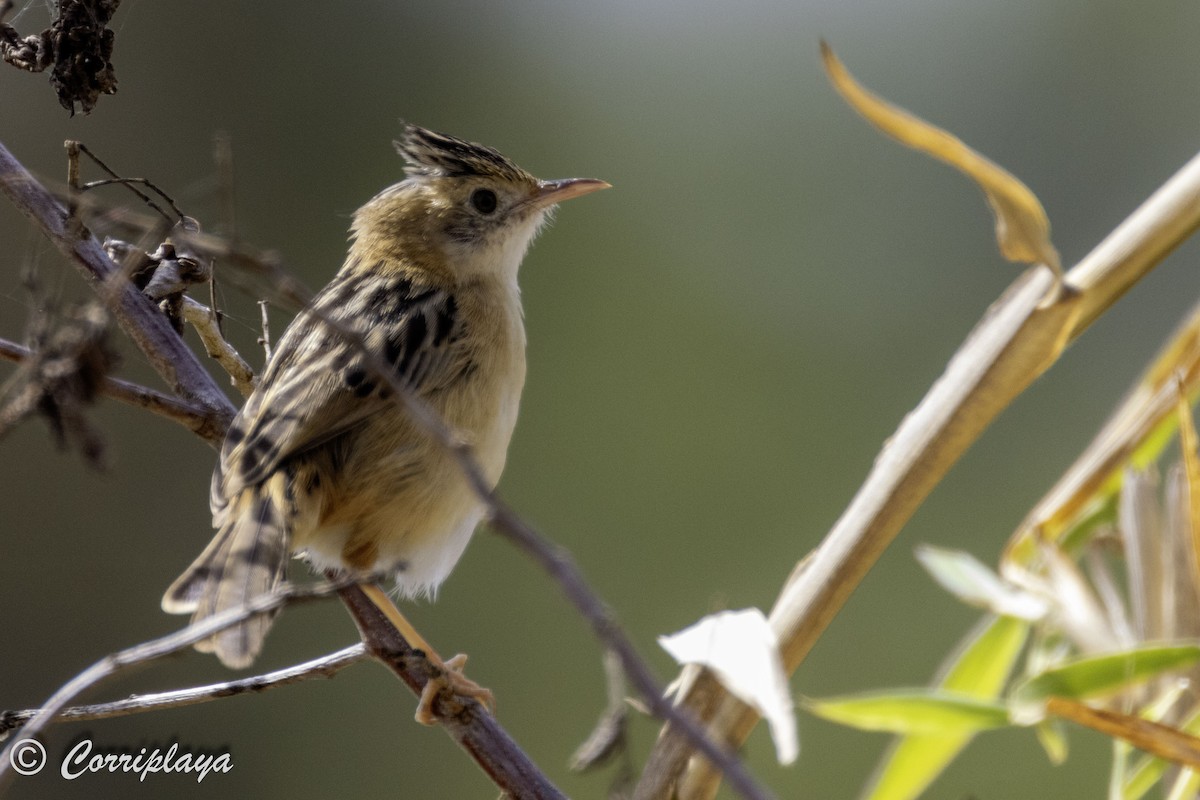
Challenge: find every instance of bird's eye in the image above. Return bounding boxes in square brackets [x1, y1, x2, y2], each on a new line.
[470, 188, 498, 214]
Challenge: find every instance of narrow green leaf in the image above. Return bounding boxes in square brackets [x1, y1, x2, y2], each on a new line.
[1166, 767, 1200, 800]
[861, 615, 1028, 800]
[915, 545, 1048, 620]
[805, 689, 1009, 734]
[940, 614, 1030, 695]
[1036, 719, 1069, 765]
[1011, 644, 1200, 724]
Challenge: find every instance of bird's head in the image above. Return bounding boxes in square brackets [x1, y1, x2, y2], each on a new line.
[352, 124, 609, 284]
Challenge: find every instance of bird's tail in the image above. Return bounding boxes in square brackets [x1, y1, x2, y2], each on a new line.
[161, 486, 289, 669]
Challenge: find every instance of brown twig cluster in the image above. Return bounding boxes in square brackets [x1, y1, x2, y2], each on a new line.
[0, 287, 115, 466]
[0, 0, 120, 114]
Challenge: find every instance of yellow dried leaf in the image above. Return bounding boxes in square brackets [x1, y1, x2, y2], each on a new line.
[821, 40, 1061, 274]
[1047, 696, 1200, 770]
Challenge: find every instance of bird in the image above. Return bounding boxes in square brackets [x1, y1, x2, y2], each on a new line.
[162, 123, 609, 714]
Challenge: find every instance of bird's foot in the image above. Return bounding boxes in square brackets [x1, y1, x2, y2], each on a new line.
[415, 653, 495, 725]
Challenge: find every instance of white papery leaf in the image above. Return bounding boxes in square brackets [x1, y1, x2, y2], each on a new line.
[659, 608, 798, 764]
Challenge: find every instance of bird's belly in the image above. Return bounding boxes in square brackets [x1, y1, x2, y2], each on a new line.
[293, 353, 524, 596]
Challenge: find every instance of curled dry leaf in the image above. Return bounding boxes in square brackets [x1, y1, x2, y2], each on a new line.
[820, 40, 1061, 274]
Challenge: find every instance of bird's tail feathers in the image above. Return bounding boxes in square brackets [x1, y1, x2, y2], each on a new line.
[162, 488, 289, 669]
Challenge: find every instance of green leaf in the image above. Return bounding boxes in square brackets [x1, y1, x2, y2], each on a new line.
[915, 544, 1048, 619]
[1165, 767, 1200, 800]
[860, 615, 1028, 800]
[805, 689, 1009, 734]
[1035, 718, 1069, 764]
[1011, 644, 1200, 724]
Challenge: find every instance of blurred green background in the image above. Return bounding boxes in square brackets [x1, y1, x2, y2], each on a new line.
[3, 1, 1200, 797]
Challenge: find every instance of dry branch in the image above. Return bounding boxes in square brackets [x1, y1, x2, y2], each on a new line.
[0, 336, 227, 443]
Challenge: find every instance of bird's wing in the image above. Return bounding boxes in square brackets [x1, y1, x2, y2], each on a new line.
[213, 271, 467, 509]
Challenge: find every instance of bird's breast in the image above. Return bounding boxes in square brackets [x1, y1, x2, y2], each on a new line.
[449, 284, 527, 485]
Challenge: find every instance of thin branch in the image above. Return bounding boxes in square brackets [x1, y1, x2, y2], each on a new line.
[257, 299, 272, 361]
[68, 141, 185, 224]
[0, 580, 347, 794]
[0, 139, 237, 430]
[0, 336, 227, 445]
[1, 644, 367, 734]
[179, 296, 256, 397]
[571, 648, 629, 772]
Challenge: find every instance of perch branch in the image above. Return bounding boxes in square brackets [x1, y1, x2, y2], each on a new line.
[179, 296, 256, 397]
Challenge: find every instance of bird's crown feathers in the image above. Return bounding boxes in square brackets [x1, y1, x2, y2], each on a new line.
[393, 123, 530, 184]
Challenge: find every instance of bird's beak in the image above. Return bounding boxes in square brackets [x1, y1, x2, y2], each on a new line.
[532, 178, 611, 209]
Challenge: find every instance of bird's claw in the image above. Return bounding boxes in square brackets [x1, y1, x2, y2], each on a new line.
[415, 653, 495, 725]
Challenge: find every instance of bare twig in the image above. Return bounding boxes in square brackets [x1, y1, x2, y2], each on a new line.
[68, 140, 184, 224]
[0, 580, 347, 793]
[0, 336, 228, 444]
[210, 131, 238, 338]
[257, 299, 272, 361]
[1, 644, 367, 735]
[179, 296, 256, 397]
[571, 648, 630, 772]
